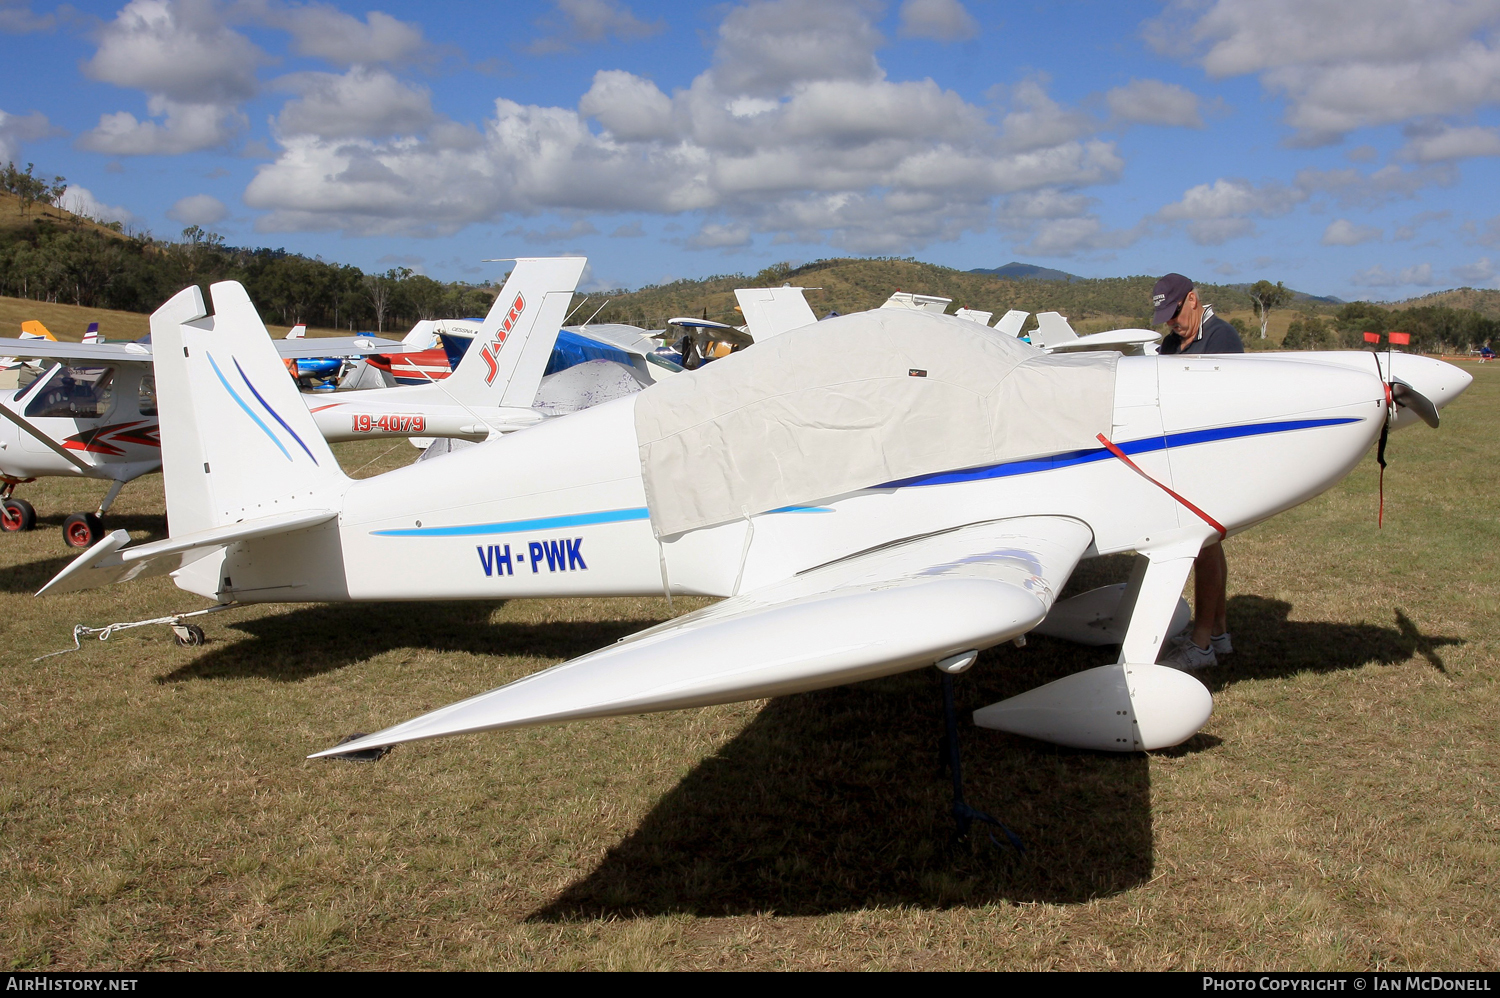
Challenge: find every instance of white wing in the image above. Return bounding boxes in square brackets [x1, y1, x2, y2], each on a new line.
[0, 336, 415, 363]
[0, 340, 152, 364]
[1043, 328, 1161, 354]
[312, 516, 1093, 757]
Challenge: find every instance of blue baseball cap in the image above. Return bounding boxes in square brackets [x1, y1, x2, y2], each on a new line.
[1152, 273, 1193, 325]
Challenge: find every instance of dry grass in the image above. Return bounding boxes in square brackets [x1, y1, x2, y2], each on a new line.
[0, 294, 388, 344]
[1, 366, 1496, 970]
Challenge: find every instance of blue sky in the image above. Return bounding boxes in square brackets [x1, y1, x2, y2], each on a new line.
[3, 0, 1499, 299]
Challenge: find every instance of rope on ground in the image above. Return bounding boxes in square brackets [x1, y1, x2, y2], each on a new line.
[34, 603, 238, 660]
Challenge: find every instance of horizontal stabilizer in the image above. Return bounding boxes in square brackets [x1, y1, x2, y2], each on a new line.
[37, 508, 337, 596]
[314, 515, 1093, 758]
[974, 662, 1210, 751]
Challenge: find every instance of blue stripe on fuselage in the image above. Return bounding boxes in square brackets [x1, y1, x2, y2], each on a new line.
[368, 418, 1362, 538]
[371, 507, 650, 537]
[879, 417, 1361, 489]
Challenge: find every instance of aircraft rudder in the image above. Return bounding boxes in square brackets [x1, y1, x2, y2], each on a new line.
[445, 257, 587, 407]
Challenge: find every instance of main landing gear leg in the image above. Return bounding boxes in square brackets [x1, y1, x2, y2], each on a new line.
[935, 652, 1024, 853]
[61, 480, 125, 549]
[96, 479, 126, 516]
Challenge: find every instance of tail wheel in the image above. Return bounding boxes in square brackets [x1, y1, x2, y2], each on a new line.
[171, 624, 206, 647]
[1, 498, 36, 533]
[62, 512, 103, 548]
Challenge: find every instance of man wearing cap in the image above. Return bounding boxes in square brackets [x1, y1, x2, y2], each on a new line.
[1151, 273, 1243, 671]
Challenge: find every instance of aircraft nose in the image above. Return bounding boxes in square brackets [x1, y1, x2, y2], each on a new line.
[1384, 354, 1474, 429]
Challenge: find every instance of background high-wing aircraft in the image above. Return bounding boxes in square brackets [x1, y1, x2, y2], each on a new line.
[0, 319, 416, 546]
[42, 282, 1472, 788]
[302, 257, 589, 444]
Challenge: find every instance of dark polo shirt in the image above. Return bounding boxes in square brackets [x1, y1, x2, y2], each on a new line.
[1161, 313, 1244, 355]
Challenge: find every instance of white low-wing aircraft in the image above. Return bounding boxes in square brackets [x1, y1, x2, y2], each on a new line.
[0, 322, 417, 546]
[304, 257, 587, 443]
[40, 281, 1474, 778]
[1027, 311, 1161, 355]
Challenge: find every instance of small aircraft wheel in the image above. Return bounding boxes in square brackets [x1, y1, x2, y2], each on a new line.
[172, 624, 206, 647]
[1, 498, 36, 533]
[62, 512, 103, 548]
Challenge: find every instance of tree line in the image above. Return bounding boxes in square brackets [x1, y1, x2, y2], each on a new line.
[1283, 301, 1496, 353]
[1, 163, 497, 332]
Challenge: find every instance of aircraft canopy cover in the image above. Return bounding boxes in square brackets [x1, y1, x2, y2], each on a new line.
[634, 309, 1118, 536]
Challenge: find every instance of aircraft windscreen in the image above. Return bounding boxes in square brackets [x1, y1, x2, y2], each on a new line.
[24, 366, 117, 419]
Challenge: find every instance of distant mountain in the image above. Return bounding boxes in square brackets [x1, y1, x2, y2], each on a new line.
[1225, 282, 1344, 306]
[969, 261, 1080, 282]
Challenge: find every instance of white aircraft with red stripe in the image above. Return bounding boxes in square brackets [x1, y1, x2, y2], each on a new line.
[302, 258, 587, 443]
[0, 319, 415, 546]
[40, 278, 1472, 841]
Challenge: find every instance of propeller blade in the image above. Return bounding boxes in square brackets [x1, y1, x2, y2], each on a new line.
[1390, 379, 1440, 428]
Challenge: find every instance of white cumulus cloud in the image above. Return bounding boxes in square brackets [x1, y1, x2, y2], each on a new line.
[1154, 0, 1500, 145]
[271, 4, 430, 66]
[58, 185, 135, 225]
[1322, 218, 1382, 245]
[897, 0, 979, 42]
[1349, 262, 1437, 287]
[166, 193, 228, 226]
[274, 68, 436, 140]
[528, 0, 663, 54]
[0, 108, 57, 165]
[241, 0, 1126, 255]
[1105, 79, 1205, 128]
[78, 0, 263, 155]
[1451, 256, 1498, 285]
[1397, 123, 1500, 161]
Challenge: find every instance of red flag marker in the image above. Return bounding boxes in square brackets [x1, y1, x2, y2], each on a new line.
[1388, 331, 1410, 345]
[1363, 331, 1381, 343]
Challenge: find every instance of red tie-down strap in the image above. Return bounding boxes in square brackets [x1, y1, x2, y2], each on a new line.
[1095, 433, 1227, 540]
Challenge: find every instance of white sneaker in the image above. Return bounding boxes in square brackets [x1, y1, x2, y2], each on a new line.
[1159, 639, 1218, 671]
[1210, 632, 1233, 656]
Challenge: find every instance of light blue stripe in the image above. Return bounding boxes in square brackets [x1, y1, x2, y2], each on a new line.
[234, 358, 318, 465]
[371, 507, 650, 537]
[768, 505, 834, 513]
[208, 354, 291, 461]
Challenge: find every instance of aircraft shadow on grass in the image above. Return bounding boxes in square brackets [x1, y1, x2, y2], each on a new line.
[156, 601, 654, 683]
[147, 556, 1461, 914]
[527, 557, 1464, 918]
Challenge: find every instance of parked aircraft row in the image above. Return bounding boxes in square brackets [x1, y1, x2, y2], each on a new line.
[23, 268, 1470, 794]
[0, 268, 1018, 545]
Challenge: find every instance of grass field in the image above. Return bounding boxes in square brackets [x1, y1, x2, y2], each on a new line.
[1, 365, 1497, 970]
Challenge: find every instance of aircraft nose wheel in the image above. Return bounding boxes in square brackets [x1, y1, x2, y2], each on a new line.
[1, 498, 36, 532]
[62, 512, 104, 548]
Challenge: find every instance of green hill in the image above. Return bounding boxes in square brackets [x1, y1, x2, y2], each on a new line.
[581, 257, 1284, 333]
[1386, 287, 1500, 319]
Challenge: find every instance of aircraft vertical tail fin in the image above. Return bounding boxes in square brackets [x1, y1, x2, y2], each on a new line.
[994, 310, 1029, 338]
[151, 282, 347, 537]
[1030, 312, 1078, 349]
[82, 322, 101, 344]
[442, 257, 587, 407]
[20, 321, 55, 340]
[286, 324, 306, 339]
[733, 286, 817, 340]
